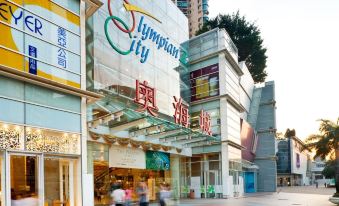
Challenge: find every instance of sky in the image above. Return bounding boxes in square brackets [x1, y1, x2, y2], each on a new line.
[208, 0, 339, 140]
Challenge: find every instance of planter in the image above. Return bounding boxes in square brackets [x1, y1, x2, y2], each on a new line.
[329, 197, 339, 205]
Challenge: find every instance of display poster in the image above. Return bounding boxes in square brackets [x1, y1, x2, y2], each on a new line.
[190, 64, 219, 102]
[0, 0, 81, 88]
[146, 151, 170, 170]
[109, 145, 146, 169]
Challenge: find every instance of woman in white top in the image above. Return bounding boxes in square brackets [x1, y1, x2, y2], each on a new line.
[111, 184, 125, 206]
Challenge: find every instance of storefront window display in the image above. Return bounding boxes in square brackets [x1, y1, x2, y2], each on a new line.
[90, 142, 177, 205]
[0, 122, 81, 206]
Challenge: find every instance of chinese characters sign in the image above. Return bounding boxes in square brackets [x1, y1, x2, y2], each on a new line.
[57, 27, 67, 68]
[134, 80, 159, 116]
[173, 96, 190, 128]
[0, 0, 81, 88]
[200, 110, 212, 135]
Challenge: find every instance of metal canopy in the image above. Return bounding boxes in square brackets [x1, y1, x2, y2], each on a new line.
[87, 92, 217, 149]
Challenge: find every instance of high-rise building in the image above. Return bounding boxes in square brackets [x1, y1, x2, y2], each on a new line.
[172, 0, 209, 37]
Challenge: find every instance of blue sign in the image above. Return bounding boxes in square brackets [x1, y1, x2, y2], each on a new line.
[28, 45, 37, 75]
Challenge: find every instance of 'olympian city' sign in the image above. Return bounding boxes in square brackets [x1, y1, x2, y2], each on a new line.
[104, 0, 188, 64]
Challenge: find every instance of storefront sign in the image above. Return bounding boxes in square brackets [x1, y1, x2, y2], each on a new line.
[104, 0, 188, 64]
[190, 64, 219, 102]
[173, 96, 190, 128]
[134, 79, 158, 116]
[146, 151, 170, 170]
[0, 0, 81, 88]
[109, 145, 146, 169]
[200, 110, 212, 135]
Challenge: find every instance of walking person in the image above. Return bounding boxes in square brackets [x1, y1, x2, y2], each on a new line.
[159, 183, 167, 206]
[111, 183, 126, 206]
[125, 185, 133, 206]
[137, 181, 149, 206]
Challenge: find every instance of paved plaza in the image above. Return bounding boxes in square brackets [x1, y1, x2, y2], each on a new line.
[149, 186, 337, 206]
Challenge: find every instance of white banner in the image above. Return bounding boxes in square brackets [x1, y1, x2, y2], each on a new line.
[109, 145, 146, 169]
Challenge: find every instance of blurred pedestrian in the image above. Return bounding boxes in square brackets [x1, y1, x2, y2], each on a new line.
[137, 181, 149, 206]
[111, 183, 125, 206]
[125, 185, 133, 206]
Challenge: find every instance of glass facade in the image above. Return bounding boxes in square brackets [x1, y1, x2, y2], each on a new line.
[0, 76, 81, 133]
[87, 0, 188, 116]
[276, 139, 292, 174]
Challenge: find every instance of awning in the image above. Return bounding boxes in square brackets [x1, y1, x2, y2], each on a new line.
[87, 91, 217, 151]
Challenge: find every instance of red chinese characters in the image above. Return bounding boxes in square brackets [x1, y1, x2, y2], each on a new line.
[173, 96, 190, 128]
[199, 110, 212, 135]
[134, 80, 159, 116]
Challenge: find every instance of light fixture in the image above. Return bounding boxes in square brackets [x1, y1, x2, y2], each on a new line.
[15, 126, 20, 131]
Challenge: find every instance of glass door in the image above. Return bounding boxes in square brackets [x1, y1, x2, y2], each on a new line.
[9, 154, 41, 206]
[206, 170, 218, 198]
[44, 157, 77, 206]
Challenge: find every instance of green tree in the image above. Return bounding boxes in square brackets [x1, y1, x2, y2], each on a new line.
[304, 118, 339, 196]
[197, 12, 268, 83]
[322, 160, 336, 179]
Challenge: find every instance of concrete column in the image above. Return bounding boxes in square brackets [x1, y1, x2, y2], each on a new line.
[203, 154, 209, 198]
[221, 142, 230, 198]
[80, 1, 93, 205]
[170, 155, 180, 200]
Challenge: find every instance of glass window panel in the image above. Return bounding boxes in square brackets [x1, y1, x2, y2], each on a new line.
[0, 23, 24, 52]
[25, 83, 81, 113]
[23, 58, 81, 88]
[0, 98, 24, 124]
[0, 76, 24, 100]
[52, 0, 80, 15]
[10, 155, 39, 205]
[24, 34, 81, 74]
[25, 104, 81, 133]
[25, 0, 80, 35]
[0, 48, 24, 72]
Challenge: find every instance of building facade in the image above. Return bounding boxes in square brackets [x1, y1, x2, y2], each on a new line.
[276, 135, 311, 186]
[179, 28, 251, 198]
[0, 0, 101, 205]
[247, 82, 278, 192]
[172, 0, 209, 37]
[85, 0, 218, 205]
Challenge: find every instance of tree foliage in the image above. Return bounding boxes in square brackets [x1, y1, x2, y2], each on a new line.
[322, 160, 336, 179]
[304, 118, 339, 195]
[197, 11, 268, 83]
[304, 119, 339, 160]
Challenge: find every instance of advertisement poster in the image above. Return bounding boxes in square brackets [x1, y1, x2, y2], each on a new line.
[0, 0, 81, 88]
[190, 64, 219, 102]
[146, 151, 170, 170]
[109, 145, 146, 169]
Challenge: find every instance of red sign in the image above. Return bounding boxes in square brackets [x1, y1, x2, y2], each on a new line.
[199, 110, 212, 135]
[134, 80, 158, 116]
[173, 96, 190, 128]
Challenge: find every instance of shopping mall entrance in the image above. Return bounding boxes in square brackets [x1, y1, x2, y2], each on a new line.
[93, 164, 171, 205]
